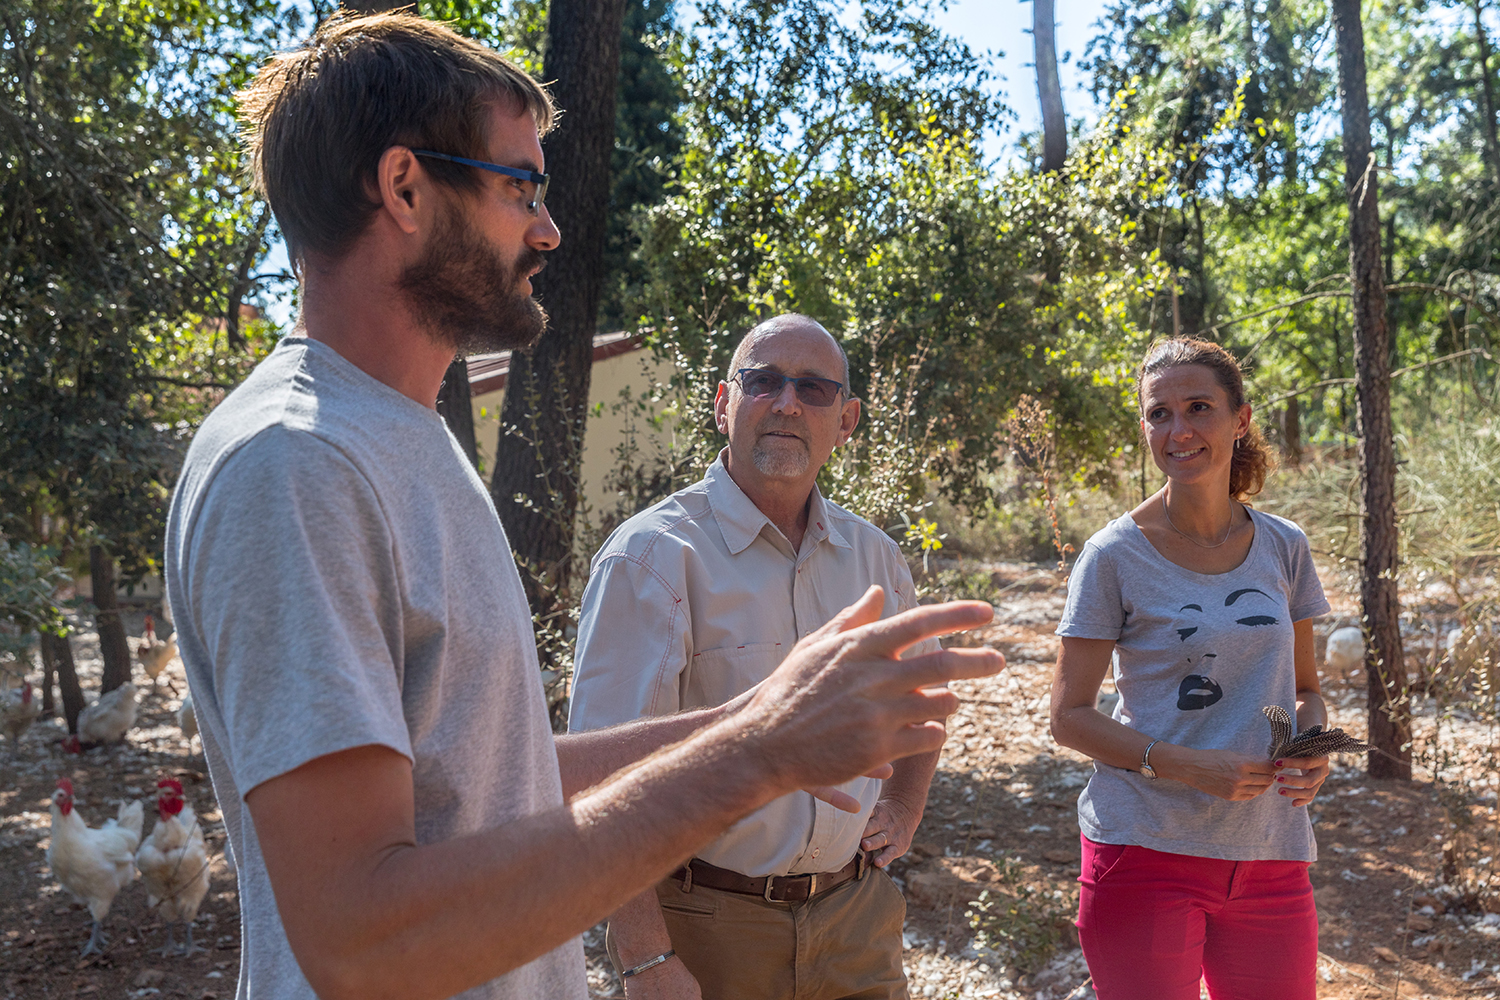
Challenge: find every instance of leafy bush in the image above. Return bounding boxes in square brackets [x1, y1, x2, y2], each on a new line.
[0, 539, 66, 668]
[965, 855, 1079, 975]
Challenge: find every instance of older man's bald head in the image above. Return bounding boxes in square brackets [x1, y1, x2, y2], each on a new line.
[726, 314, 850, 391]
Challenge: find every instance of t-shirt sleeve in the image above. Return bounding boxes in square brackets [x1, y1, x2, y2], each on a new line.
[183, 429, 412, 799]
[1055, 540, 1127, 640]
[568, 547, 690, 730]
[1286, 527, 1331, 622]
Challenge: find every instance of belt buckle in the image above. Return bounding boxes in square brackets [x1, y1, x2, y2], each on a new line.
[765, 873, 814, 903]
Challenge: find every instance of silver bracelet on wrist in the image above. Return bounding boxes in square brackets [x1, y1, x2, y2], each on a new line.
[620, 949, 675, 979]
[1140, 739, 1161, 780]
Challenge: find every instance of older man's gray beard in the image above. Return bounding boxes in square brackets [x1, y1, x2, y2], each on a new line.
[752, 436, 811, 478]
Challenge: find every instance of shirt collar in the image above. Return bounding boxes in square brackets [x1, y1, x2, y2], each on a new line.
[704, 450, 852, 556]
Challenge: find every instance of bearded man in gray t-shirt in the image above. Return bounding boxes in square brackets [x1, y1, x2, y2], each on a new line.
[165, 14, 1003, 1000]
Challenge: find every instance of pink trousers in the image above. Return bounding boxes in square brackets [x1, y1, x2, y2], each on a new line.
[1076, 835, 1318, 1000]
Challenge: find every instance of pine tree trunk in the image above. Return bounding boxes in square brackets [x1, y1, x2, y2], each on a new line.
[436, 356, 479, 470]
[490, 0, 627, 612]
[41, 632, 84, 735]
[1473, 0, 1500, 183]
[90, 545, 134, 694]
[1034, 0, 1067, 173]
[40, 642, 55, 714]
[1332, 0, 1411, 780]
[1282, 394, 1302, 466]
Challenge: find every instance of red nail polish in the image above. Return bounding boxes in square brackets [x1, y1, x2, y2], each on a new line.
[1274, 759, 1285, 767]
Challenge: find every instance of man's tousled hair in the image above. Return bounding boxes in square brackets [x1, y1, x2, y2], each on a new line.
[238, 12, 556, 265]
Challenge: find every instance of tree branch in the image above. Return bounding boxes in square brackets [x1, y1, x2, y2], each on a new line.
[1258, 347, 1496, 407]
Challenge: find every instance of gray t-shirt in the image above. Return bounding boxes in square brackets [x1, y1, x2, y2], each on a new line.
[164, 337, 587, 1000]
[1056, 509, 1330, 861]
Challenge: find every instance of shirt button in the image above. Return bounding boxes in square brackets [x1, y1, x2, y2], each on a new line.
[812, 849, 820, 858]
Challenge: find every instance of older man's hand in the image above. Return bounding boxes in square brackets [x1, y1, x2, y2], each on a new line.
[860, 795, 922, 867]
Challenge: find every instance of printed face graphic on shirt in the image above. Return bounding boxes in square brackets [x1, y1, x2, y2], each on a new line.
[1174, 588, 1281, 711]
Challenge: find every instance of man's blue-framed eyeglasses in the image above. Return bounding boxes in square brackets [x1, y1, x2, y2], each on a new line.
[733, 368, 845, 408]
[411, 149, 550, 216]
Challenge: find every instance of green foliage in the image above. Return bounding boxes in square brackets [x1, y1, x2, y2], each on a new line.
[630, 1, 1183, 508]
[0, 0, 293, 576]
[0, 540, 67, 661]
[600, 0, 684, 328]
[1079, 0, 1499, 455]
[966, 855, 1079, 974]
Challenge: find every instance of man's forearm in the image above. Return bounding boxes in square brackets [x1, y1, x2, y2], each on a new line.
[273, 719, 783, 1000]
[557, 703, 731, 799]
[557, 687, 761, 798]
[882, 748, 939, 814]
[606, 888, 677, 969]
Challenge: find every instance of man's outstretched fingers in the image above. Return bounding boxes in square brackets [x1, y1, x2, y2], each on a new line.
[806, 761, 895, 813]
[849, 600, 996, 660]
[885, 645, 1007, 694]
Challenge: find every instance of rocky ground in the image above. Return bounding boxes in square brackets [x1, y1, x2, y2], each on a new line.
[2, 567, 1497, 999]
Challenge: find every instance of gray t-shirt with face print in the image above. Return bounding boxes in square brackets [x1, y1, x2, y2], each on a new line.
[1056, 509, 1330, 862]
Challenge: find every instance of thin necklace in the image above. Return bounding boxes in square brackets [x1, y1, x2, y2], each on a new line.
[1160, 492, 1236, 548]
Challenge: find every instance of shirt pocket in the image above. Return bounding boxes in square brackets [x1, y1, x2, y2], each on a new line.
[685, 642, 787, 707]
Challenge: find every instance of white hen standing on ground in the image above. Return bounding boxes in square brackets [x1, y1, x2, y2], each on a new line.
[136, 777, 211, 955]
[1325, 626, 1366, 679]
[46, 778, 144, 956]
[77, 682, 138, 746]
[137, 614, 179, 694]
[2, 684, 39, 742]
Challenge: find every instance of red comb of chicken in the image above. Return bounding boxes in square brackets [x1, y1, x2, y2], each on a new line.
[157, 777, 184, 794]
[144, 613, 155, 631]
[56, 778, 73, 794]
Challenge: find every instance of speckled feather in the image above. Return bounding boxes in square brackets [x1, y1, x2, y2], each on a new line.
[1262, 704, 1373, 760]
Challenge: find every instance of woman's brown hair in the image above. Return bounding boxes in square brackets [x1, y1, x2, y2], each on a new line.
[1136, 337, 1274, 501]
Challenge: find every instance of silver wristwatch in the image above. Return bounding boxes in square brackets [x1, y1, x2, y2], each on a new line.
[1139, 739, 1161, 780]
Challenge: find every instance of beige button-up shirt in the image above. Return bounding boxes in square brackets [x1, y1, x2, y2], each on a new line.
[568, 452, 934, 877]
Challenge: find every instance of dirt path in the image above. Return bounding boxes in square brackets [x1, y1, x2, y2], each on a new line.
[2, 572, 1497, 999]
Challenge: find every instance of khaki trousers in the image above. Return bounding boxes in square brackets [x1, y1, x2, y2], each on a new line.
[608, 865, 909, 1000]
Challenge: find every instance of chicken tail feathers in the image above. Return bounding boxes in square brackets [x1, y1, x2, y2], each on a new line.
[117, 800, 144, 845]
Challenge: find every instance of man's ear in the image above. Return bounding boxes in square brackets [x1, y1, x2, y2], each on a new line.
[713, 382, 730, 434]
[375, 146, 428, 236]
[835, 397, 861, 446]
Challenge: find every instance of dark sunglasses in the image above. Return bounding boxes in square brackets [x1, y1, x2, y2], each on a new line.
[411, 149, 550, 216]
[733, 368, 845, 407]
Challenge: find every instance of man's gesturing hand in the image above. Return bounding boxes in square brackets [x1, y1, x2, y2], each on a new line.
[740, 586, 1002, 799]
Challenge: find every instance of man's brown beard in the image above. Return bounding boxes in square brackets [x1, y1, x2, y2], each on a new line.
[397, 201, 548, 356]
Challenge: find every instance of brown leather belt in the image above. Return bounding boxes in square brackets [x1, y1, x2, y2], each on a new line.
[670, 852, 868, 903]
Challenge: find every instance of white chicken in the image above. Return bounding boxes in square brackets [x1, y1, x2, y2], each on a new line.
[137, 614, 179, 693]
[3, 684, 39, 742]
[46, 778, 144, 956]
[136, 777, 211, 955]
[1325, 626, 1365, 678]
[77, 682, 137, 746]
[176, 691, 198, 743]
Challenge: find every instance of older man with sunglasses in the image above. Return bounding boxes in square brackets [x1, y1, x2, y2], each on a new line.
[570, 314, 938, 1000]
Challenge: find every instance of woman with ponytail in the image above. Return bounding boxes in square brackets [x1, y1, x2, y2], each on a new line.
[1048, 338, 1330, 999]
